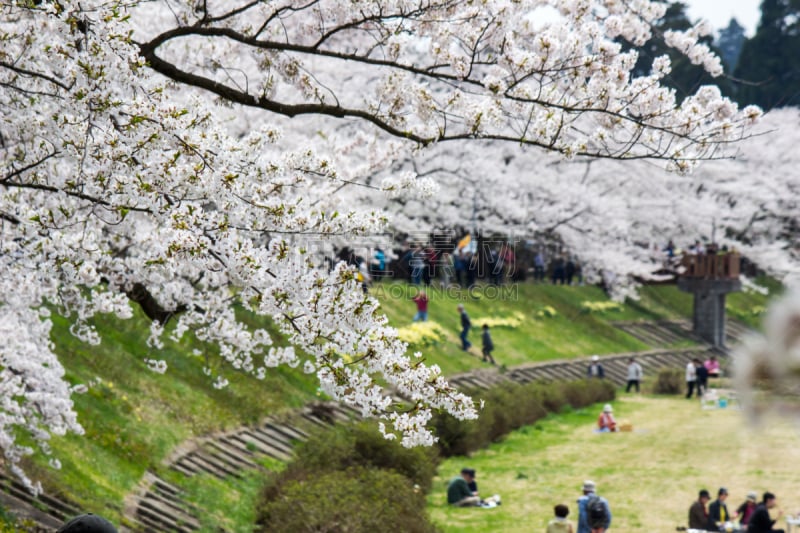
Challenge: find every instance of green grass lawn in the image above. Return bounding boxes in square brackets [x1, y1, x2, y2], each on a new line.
[428, 392, 800, 532]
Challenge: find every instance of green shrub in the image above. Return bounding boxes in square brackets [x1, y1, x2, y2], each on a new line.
[434, 379, 615, 458]
[652, 368, 684, 395]
[258, 467, 437, 533]
[290, 422, 438, 491]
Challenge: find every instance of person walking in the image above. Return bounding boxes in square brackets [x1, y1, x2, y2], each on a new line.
[685, 359, 697, 399]
[625, 357, 643, 393]
[458, 304, 472, 351]
[577, 480, 611, 533]
[481, 324, 497, 365]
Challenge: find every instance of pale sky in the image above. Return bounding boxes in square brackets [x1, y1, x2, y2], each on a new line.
[684, 0, 762, 37]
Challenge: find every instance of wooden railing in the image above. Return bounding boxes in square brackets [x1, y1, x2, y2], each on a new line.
[680, 253, 740, 279]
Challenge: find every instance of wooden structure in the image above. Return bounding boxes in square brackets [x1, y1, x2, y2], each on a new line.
[677, 253, 741, 348]
[680, 253, 740, 279]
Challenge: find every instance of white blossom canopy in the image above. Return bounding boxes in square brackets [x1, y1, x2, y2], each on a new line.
[0, 0, 761, 489]
[369, 108, 797, 300]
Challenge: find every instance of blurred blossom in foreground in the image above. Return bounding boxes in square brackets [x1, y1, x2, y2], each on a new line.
[733, 291, 800, 422]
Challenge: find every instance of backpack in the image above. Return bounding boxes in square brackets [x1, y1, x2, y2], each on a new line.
[586, 495, 608, 528]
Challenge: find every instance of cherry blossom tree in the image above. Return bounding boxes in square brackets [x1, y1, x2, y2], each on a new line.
[367, 107, 798, 300]
[1, 0, 761, 489]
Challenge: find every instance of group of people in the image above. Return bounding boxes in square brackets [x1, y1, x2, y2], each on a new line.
[448, 475, 788, 533]
[402, 240, 517, 288]
[448, 474, 611, 533]
[546, 481, 612, 533]
[458, 303, 497, 365]
[586, 356, 643, 394]
[543, 252, 584, 286]
[689, 487, 786, 532]
[685, 355, 722, 399]
[661, 240, 737, 261]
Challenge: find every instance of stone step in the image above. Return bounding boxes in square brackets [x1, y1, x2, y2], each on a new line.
[230, 432, 292, 462]
[263, 422, 308, 442]
[181, 453, 240, 479]
[136, 499, 199, 532]
[152, 477, 185, 500]
[242, 430, 293, 461]
[170, 461, 198, 478]
[204, 440, 258, 470]
[247, 427, 295, 454]
[141, 486, 199, 526]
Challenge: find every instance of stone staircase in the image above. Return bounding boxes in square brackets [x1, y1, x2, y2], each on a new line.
[612, 318, 750, 349]
[126, 402, 356, 532]
[447, 346, 715, 392]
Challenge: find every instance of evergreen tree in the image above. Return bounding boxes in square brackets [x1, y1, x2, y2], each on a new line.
[624, 2, 734, 101]
[735, 0, 800, 109]
[716, 18, 747, 72]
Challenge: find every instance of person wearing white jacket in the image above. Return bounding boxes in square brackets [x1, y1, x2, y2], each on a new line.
[685, 359, 698, 398]
[625, 357, 643, 393]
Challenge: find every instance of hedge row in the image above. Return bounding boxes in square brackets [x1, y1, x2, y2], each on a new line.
[255, 378, 615, 532]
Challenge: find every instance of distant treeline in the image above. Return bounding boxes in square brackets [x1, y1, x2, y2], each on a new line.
[628, 1, 800, 110]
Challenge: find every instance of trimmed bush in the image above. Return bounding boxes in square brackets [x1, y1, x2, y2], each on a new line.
[652, 368, 684, 395]
[258, 467, 437, 533]
[433, 378, 615, 458]
[292, 422, 438, 491]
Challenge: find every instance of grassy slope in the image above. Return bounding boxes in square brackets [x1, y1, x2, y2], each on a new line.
[27, 307, 318, 526]
[12, 278, 775, 529]
[428, 393, 800, 532]
[373, 279, 777, 376]
[373, 282, 655, 376]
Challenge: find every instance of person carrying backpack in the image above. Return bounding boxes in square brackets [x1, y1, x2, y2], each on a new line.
[577, 480, 611, 533]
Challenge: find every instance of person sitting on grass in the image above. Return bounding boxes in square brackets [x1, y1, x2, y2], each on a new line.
[482, 324, 497, 365]
[597, 404, 617, 432]
[547, 504, 574, 533]
[707, 487, 731, 532]
[736, 491, 759, 530]
[748, 492, 785, 533]
[688, 489, 711, 530]
[447, 468, 480, 507]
